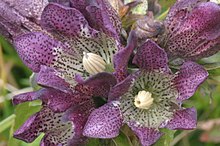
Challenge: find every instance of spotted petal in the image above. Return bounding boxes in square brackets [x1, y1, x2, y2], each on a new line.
[71, 0, 122, 41]
[133, 39, 170, 73]
[164, 0, 203, 33]
[166, 108, 197, 130]
[7, 0, 48, 21]
[83, 101, 123, 138]
[14, 32, 85, 86]
[41, 3, 98, 37]
[0, 0, 44, 41]
[174, 61, 208, 101]
[70, 0, 88, 11]
[128, 123, 163, 146]
[13, 90, 40, 105]
[109, 72, 140, 101]
[13, 88, 90, 112]
[75, 72, 117, 98]
[86, 0, 122, 41]
[36, 66, 73, 93]
[14, 107, 75, 145]
[164, 1, 220, 59]
[114, 31, 137, 81]
[64, 100, 95, 145]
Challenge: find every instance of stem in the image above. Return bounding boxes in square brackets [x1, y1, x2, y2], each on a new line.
[0, 44, 6, 88]
[0, 43, 11, 117]
[170, 130, 194, 146]
[0, 114, 16, 133]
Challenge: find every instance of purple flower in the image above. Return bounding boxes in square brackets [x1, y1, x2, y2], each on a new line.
[13, 72, 117, 145]
[10, 0, 130, 145]
[83, 40, 208, 146]
[160, 0, 220, 60]
[13, 1, 124, 91]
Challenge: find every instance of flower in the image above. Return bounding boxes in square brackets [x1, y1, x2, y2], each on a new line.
[13, 0, 123, 91]
[9, 0, 132, 145]
[83, 39, 208, 146]
[13, 72, 117, 145]
[159, 0, 220, 60]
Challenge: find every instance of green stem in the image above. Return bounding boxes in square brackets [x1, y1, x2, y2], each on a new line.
[0, 114, 16, 133]
[0, 43, 11, 117]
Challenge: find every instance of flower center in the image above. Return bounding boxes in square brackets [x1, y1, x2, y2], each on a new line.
[134, 90, 154, 110]
[83, 52, 106, 74]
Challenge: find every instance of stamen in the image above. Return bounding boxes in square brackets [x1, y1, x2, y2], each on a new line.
[134, 90, 154, 109]
[83, 52, 106, 74]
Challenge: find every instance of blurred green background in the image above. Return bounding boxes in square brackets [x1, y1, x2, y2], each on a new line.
[1, 0, 220, 146]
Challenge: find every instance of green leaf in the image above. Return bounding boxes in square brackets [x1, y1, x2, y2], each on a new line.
[8, 101, 42, 146]
[112, 131, 132, 146]
[86, 138, 101, 146]
[153, 129, 176, 146]
[202, 62, 220, 70]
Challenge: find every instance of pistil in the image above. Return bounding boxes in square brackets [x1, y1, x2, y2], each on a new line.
[134, 90, 154, 110]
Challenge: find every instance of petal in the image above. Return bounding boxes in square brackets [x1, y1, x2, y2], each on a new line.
[70, 0, 96, 30]
[64, 100, 95, 140]
[133, 39, 170, 73]
[174, 61, 208, 101]
[70, 0, 88, 11]
[71, 0, 122, 41]
[108, 72, 140, 101]
[36, 66, 73, 93]
[13, 88, 90, 112]
[164, 1, 220, 59]
[83, 101, 123, 138]
[113, 31, 137, 82]
[164, 0, 202, 33]
[75, 72, 117, 98]
[10, 0, 48, 21]
[14, 32, 85, 81]
[184, 2, 220, 40]
[86, 0, 122, 41]
[128, 123, 163, 146]
[0, 1, 43, 41]
[41, 3, 98, 37]
[14, 107, 75, 145]
[166, 108, 197, 130]
[13, 91, 39, 105]
[40, 90, 90, 112]
[14, 32, 63, 72]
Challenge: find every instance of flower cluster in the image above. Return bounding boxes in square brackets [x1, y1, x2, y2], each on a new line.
[1, 0, 220, 146]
